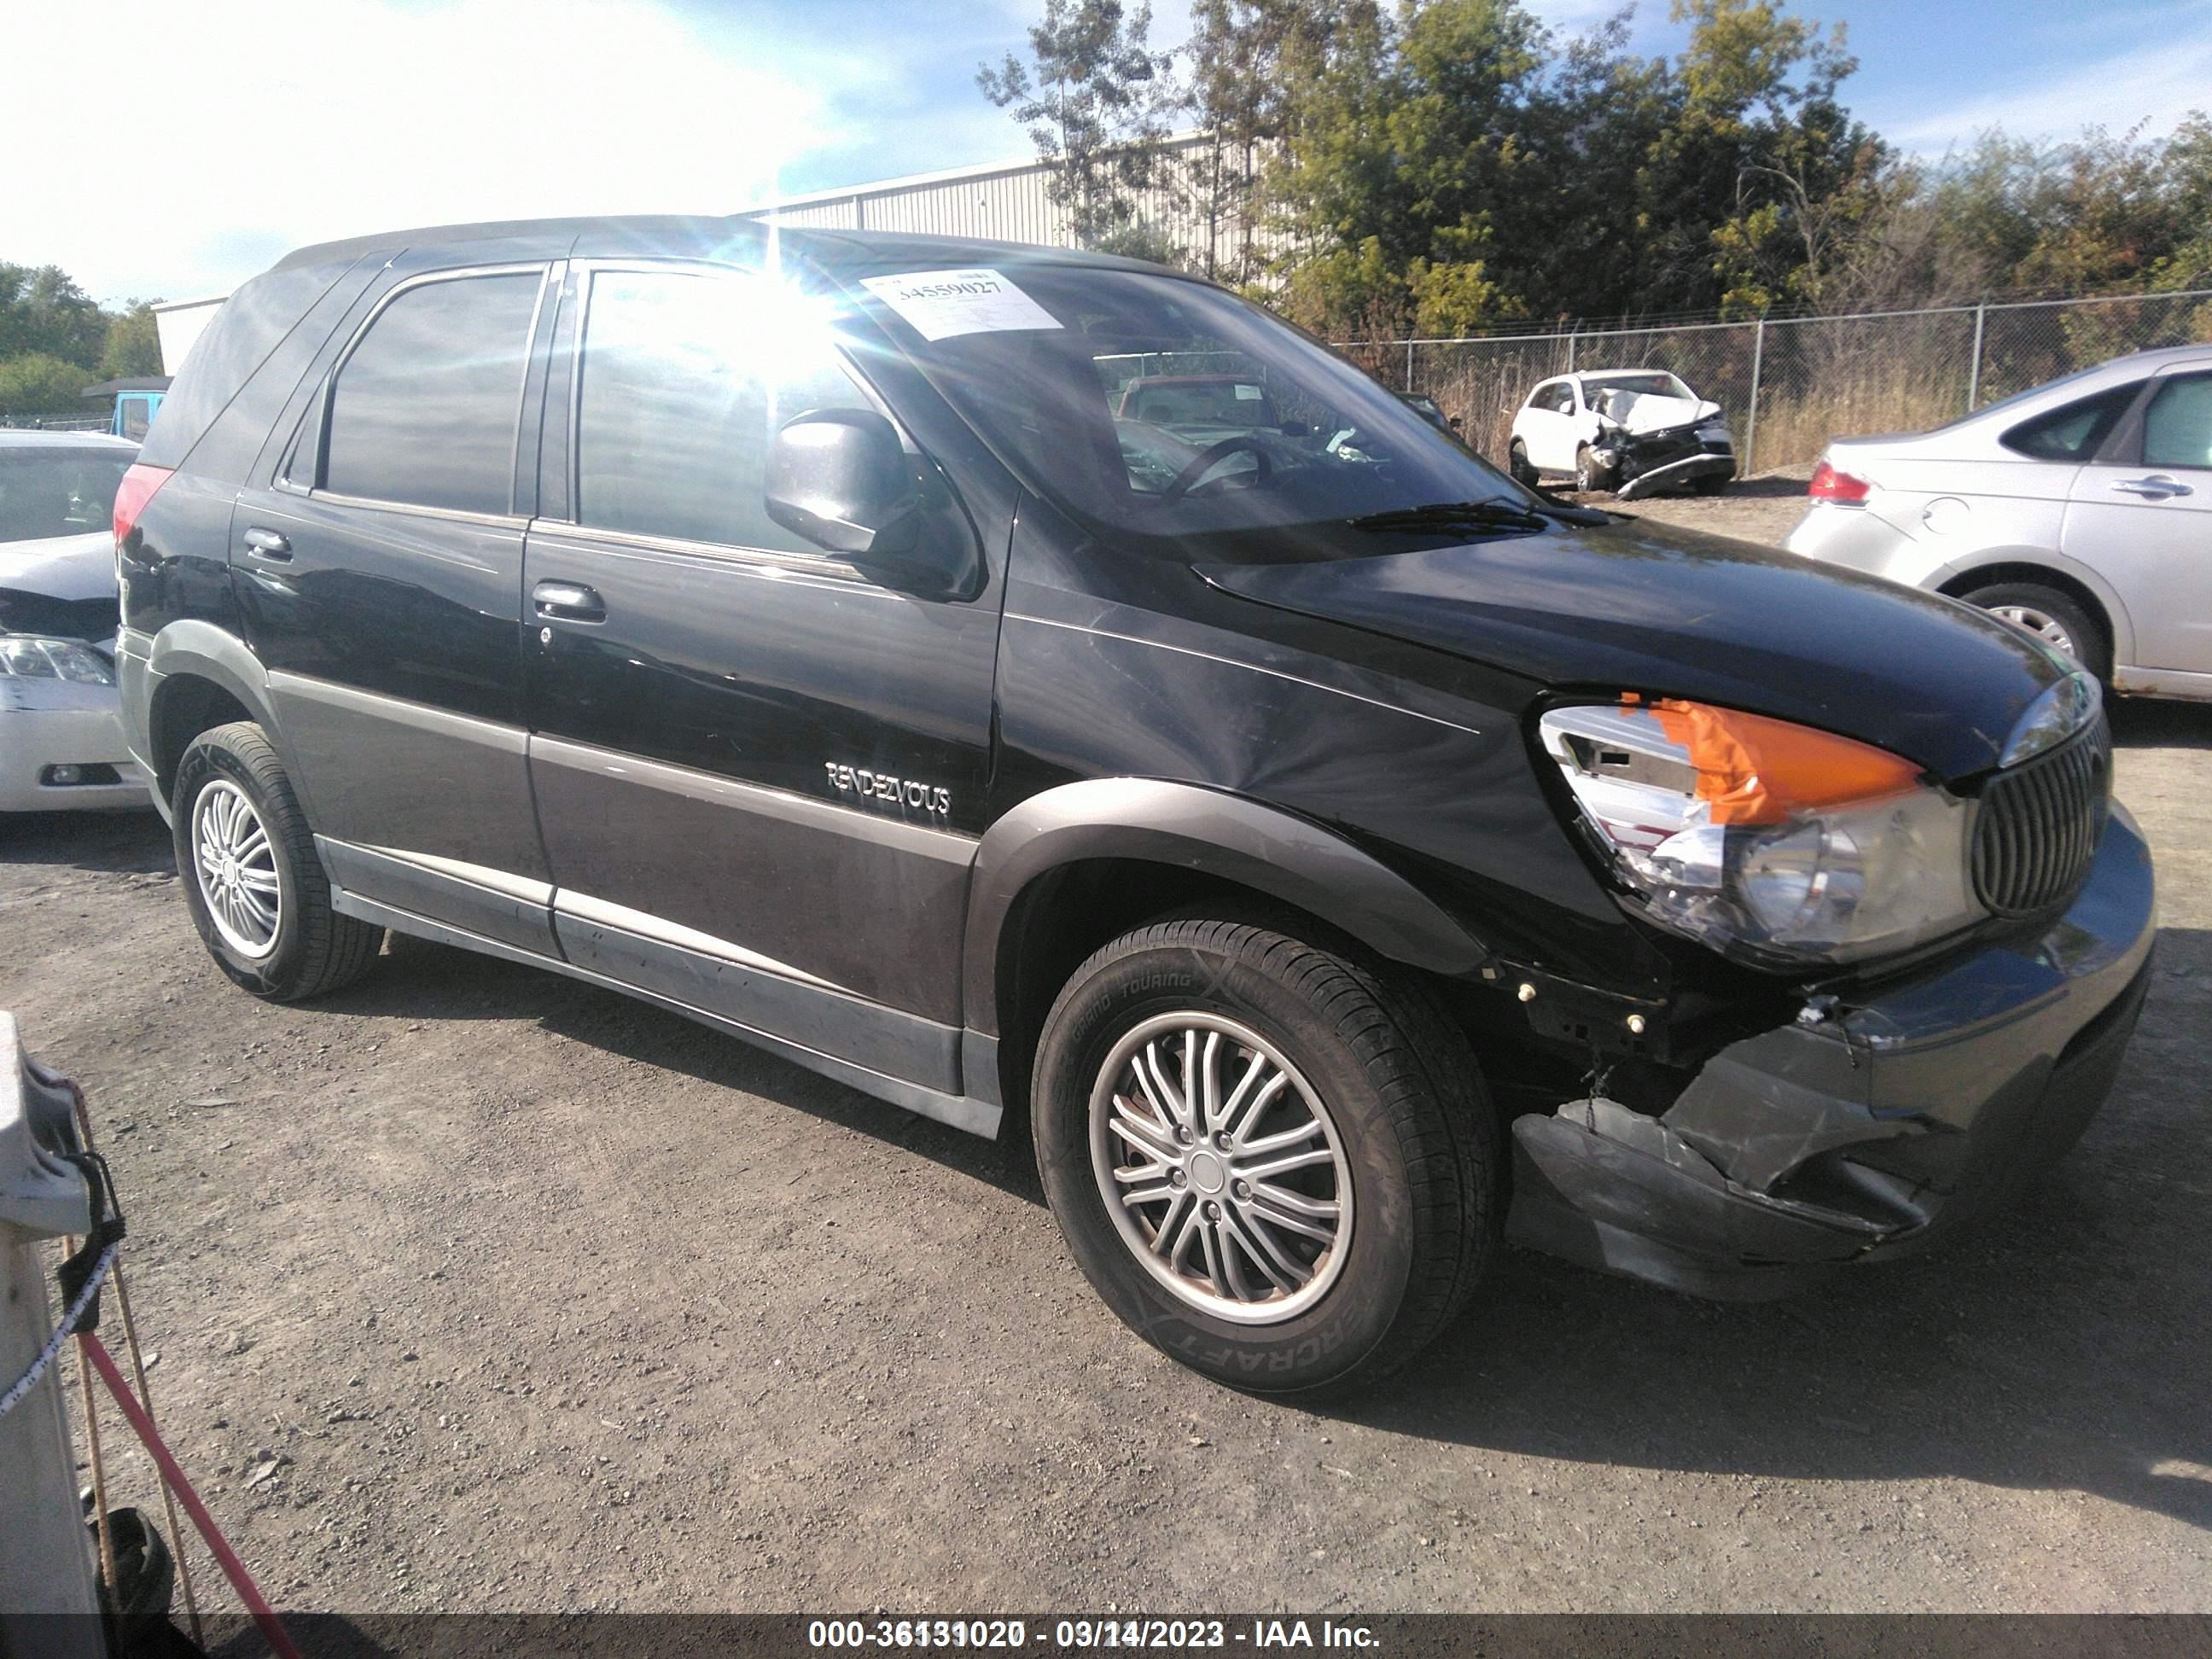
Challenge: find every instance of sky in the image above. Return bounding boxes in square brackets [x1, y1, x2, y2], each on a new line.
[4, 0, 2208, 308]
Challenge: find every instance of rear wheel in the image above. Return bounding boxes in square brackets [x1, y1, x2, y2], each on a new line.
[172, 722, 381, 1001]
[1032, 916, 1498, 1398]
[1963, 581, 2111, 680]
[1508, 439, 1537, 486]
[1575, 445, 1616, 493]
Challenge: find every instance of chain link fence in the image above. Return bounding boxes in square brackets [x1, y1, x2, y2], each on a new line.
[1351, 287, 2212, 476]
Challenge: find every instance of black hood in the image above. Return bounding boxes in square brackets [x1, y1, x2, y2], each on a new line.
[1197, 517, 2066, 781]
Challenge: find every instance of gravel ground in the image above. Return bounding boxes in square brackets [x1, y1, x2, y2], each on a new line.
[6, 478, 2208, 1615]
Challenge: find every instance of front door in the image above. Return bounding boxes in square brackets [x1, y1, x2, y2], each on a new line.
[2065, 365, 2212, 673]
[521, 259, 1005, 1094]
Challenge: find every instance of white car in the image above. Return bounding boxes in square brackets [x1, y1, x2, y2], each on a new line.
[1, 433, 153, 812]
[1784, 344, 2212, 700]
[1509, 370, 1737, 498]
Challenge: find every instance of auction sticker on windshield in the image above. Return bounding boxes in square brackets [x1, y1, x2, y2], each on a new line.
[859, 268, 1063, 341]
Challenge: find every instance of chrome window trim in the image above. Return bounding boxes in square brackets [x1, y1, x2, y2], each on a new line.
[289, 487, 530, 533]
[306, 260, 552, 518]
[521, 518, 880, 585]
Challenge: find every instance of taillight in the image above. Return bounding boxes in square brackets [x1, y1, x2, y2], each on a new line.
[113, 463, 174, 553]
[1807, 461, 1871, 504]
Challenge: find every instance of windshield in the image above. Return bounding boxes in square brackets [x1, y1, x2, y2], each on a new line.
[1582, 372, 1693, 401]
[0, 449, 133, 545]
[850, 265, 1528, 546]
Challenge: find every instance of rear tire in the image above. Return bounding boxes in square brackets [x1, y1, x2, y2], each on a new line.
[1509, 439, 1537, 486]
[172, 722, 382, 1002]
[1963, 581, 2112, 681]
[1032, 916, 1498, 1399]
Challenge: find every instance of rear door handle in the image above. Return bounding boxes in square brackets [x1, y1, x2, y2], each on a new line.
[2109, 476, 2192, 499]
[242, 527, 292, 561]
[532, 579, 605, 623]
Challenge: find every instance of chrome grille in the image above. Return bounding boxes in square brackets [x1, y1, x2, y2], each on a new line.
[1971, 717, 2111, 917]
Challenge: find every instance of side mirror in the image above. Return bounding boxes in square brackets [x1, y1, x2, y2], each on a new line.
[765, 408, 922, 560]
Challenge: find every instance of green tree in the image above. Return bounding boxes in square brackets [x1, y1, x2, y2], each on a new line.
[1183, 0, 1367, 280]
[100, 302, 164, 379]
[1267, 0, 1554, 337]
[0, 352, 93, 416]
[979, 0, 1181, 251]
[0, 263, 108, 370]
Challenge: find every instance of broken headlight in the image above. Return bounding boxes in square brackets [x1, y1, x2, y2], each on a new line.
[0, 636, 115, 685]
[1539, 698, 1982, 967]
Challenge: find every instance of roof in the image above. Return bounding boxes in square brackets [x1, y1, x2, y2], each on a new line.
[79, 377, 172, 399]
[0, 430, 137, 451]
[268, 216, 1173, 282]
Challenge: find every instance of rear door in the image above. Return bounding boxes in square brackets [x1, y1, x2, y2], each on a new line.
[2064, 364, 2212, 672]
[229, 259, 562, 952]
[520, 257, 1006, 1092]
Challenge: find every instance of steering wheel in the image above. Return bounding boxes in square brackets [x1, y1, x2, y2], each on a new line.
[1160, 436, 1273, 505]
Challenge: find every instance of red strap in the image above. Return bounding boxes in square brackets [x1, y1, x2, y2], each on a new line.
[79, 1333, 301, 1659]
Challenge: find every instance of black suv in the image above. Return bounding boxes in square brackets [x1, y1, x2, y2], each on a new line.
[114, 218, 2155, 1395]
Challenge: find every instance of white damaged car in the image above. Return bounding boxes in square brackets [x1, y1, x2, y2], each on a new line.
[1509, 370, 1737, 498]
[1, 432, 152, 813]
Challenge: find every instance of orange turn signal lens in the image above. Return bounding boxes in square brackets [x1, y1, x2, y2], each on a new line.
[1646, 698, 1921, 827]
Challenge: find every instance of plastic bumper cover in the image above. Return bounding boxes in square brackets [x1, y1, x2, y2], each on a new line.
[0, 683, 151, 812]
[1615, 451, 1736, 501]
[1505, 801, 2157, 1298]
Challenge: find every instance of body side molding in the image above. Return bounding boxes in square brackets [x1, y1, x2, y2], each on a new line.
[961, 777, 1492, 1037]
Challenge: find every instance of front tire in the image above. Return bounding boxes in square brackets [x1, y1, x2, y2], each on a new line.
[1964, 581, 2112, 680]
[1575, 445, 1616, 493]
[1032, 916, 1498, 1398]
[172, 722, 381, 1001]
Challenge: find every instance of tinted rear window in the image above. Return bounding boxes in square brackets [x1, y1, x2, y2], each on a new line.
[2142, 373, 2212, 469]
[138, 265, 346, 473]
[2000, 382, 2141, 461]
[323, 272, 542, 515]
[0, 448, 135, 544]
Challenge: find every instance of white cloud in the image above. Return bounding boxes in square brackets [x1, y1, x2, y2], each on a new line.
[1, 0, 848, 304]
[1871, 32, 2212, 154]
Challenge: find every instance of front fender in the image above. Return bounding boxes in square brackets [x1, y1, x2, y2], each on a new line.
[960, 777, 1491, 1037]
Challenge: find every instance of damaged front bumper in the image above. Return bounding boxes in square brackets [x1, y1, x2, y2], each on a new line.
[1505, 801, 2157, 1298]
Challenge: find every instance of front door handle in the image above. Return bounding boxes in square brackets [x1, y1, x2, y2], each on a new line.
[242, 527, 292, 561]
[532, 579, 605, 622]
[2109, 475, 2192, 499]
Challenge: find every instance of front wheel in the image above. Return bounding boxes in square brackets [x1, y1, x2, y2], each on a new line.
[1575, 445, 1616, 493]
[1032, 917, 1498, 1398]
[172, 722, 382, 1001]
[1963, 581, 2112, 681]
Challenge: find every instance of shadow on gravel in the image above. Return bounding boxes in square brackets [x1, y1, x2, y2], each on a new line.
[317, 931, 1047, 1203]
[2111, 698, 2212, 749]
[1359, 923, 2212, 1536]
[0, 806, 169, 872]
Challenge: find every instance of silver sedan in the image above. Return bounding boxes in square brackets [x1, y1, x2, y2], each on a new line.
[1784, 344, 2212, 701]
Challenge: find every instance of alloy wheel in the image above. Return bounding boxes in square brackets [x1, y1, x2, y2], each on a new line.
[1088, 1011, 1353, 1325]
[1988, 603, 2079, 660]
[193, 778, 282, 959]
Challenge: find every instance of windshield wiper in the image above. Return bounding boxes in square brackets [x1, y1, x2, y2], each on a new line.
[1345, 498, 1551, 534]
